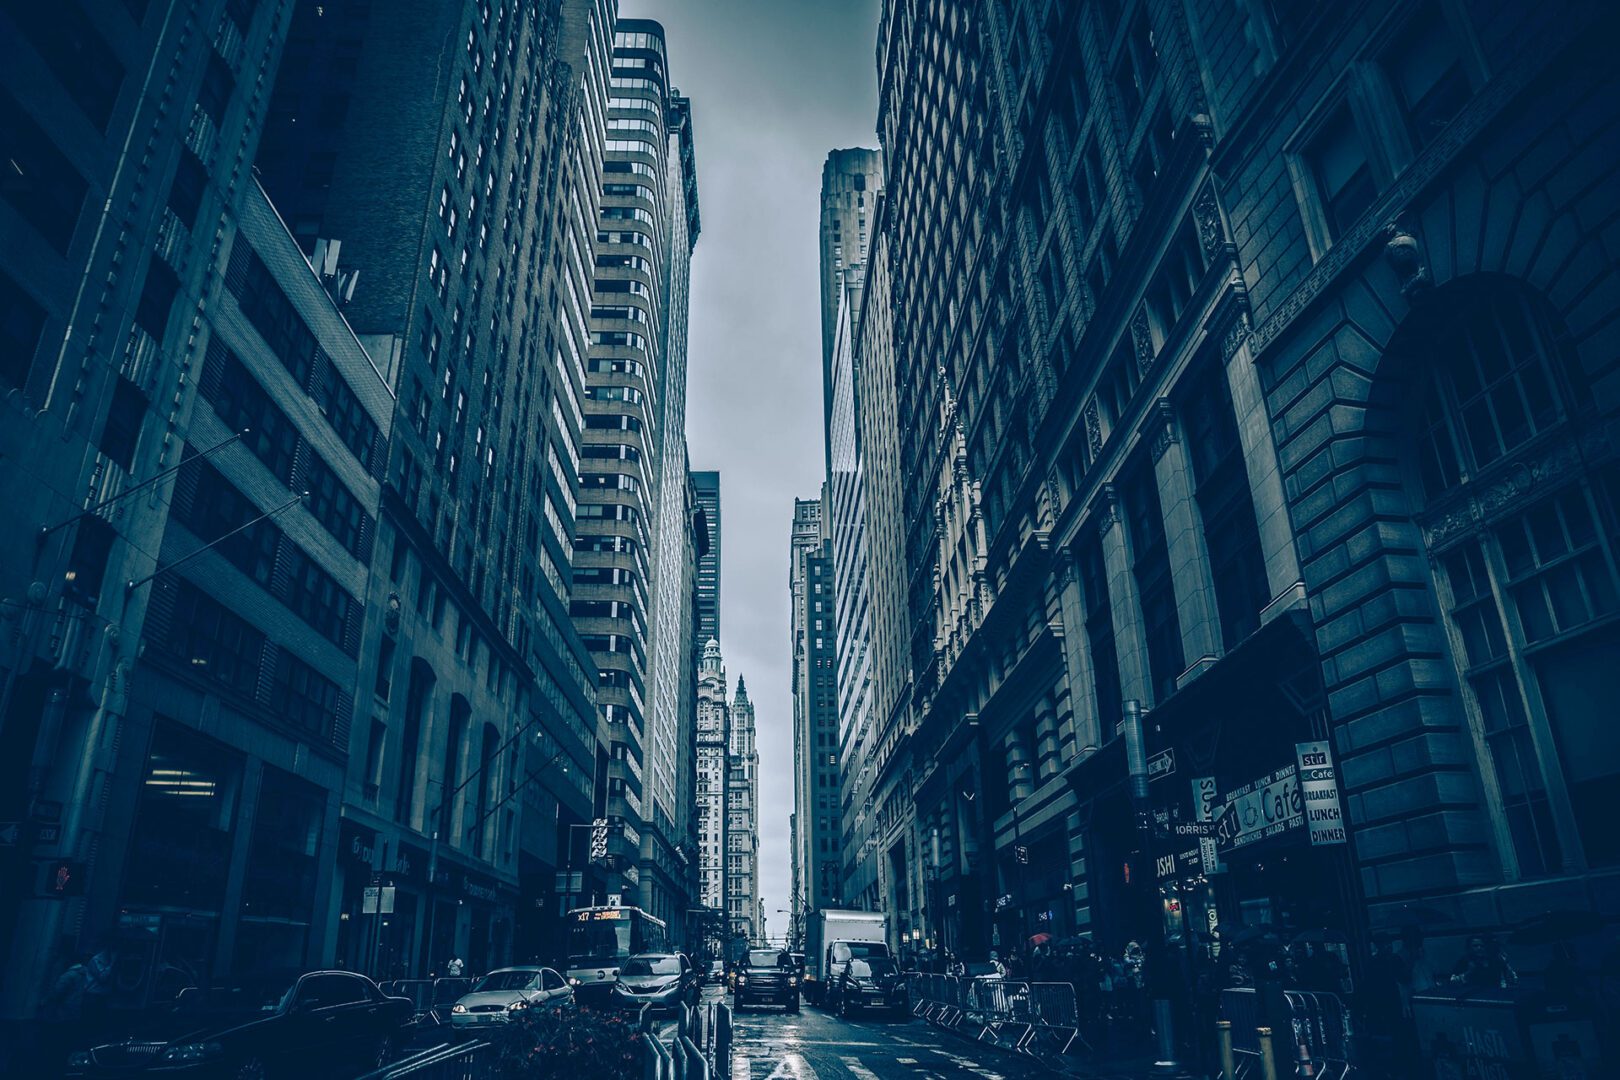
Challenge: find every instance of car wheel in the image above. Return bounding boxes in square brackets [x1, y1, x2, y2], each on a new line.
[233, 1057, 268, 1080]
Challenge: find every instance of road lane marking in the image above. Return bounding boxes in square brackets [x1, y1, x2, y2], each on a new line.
[839, 1056, 880, 1080]
[897, 1058, 918, 1065]
[762, 1052, 819, 1080]
[931, 1050, 1003, 1078]
[733, 1055, 750, 1080]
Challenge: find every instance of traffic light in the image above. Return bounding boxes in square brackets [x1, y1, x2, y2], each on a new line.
[40, 859, 85, 896]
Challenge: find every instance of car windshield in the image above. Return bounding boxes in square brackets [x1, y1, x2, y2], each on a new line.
[474, 970, 542, 992]
[862, 957, 899, 976]
[747, 950, 788, 968]
[621, 956, 681, 976]
[174, 979, 298, 1014]
[833, 942, 890, 962]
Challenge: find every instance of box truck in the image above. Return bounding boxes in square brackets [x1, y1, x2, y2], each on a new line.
[803, 909, 888, 1007]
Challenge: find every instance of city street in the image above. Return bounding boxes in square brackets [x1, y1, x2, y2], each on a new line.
[721, 993, 1051, 1080]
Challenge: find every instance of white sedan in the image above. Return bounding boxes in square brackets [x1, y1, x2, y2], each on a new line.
[449, 966, 573, 1031]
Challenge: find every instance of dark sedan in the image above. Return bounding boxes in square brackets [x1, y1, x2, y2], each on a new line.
[832, 957, 908, 1017]
[67, 970, 412, 1078]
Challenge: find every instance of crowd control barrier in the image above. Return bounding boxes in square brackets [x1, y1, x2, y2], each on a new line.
[905, 974, 1084, 1063]
[1217, 988, 1354, 1079]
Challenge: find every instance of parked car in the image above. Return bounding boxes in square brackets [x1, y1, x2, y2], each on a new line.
[610, 953, 700, 1014]
[448, 967, 573, 1033]
[831, 956, 908, 1018]
[732, 949, 800, 1013]
[67, 970, 412, 1078]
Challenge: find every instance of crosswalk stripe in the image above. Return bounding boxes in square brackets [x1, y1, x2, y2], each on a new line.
[839, 1056, 880, 1080]
[896, 1058, 918, 1065]
[733, 1055, 750, 1080]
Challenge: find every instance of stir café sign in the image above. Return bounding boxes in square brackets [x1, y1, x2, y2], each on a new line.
[1212, 742, 1346, 854]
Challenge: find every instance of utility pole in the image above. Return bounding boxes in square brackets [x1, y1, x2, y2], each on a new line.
[1125, 699, 1185, 1078]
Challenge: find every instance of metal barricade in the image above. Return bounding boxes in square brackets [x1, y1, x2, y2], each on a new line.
[1219, 988, 1354, 1078]
[642, 1030, 674, 1080]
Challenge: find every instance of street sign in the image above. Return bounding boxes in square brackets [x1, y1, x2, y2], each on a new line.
[1169, 821, 1214, 837]
[590, 818, 609, 860]
[380, 885, 396, 914]
[362, 886, 380, 914]
[1014, 845, 1030, 864]
[1147, 748, 1176, 781]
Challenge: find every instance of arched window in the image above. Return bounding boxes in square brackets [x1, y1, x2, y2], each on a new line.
[1401, 277, 1619, 877]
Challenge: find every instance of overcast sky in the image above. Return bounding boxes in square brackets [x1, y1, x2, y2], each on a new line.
[619, 0, 880, 935]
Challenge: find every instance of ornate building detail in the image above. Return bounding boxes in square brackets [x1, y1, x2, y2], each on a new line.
[1096, 484, 1121, 532]
[1382, 215, 1431, 298]
[1085, 397, 1103, 459]
[1417, 428, 1610, 549]
[1131, 306, 1155, 378]
[1149, 399, 1178, 462]
[1194, 182, 1224, 256]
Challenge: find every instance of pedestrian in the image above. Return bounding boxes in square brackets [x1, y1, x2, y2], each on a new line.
[1449, 935, 1517, 990]
[445, 955, 465, 978]
[36, 947, 117, 1074]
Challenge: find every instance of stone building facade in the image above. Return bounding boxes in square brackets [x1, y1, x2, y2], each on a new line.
[727, 677, 761, 944]
[0, 0, 304, 1038]
[860, 0, 1620, 1001]
[695, 637, 729, 957]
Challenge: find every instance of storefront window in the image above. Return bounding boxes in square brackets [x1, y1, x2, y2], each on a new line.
[237, 766, 326, 971]
[124, 722, 241, 913]
[1408, 279, 1618, 875]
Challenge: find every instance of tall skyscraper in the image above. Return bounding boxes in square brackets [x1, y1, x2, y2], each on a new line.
[254, 0, 607, 974]
[789, 496, 841, 925]
[691, 470, 721, 645]
[0, 0, 304, 1033]
[694, 637, 729, 958]
[573, 19, 701, 925]
[818, 149, 883, 469]
[726, 676, 760, 944]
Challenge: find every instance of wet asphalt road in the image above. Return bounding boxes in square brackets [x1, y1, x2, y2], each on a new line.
[719, 989, 1052, 1080]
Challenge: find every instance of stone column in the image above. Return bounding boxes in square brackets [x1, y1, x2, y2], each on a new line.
[1004, 727, 1036, 802]
[214, 757, 264, 974]
[1150, 398, 1224, 668]
[1225, 330, 1303, 598]
[1033, 693, 1062, 783]
[1052, 549, 1097, 756]
[1100, 485, 1151, 708]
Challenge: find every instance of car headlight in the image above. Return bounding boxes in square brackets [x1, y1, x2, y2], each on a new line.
[736, 975, 746, 986]
[161, 1042, 224, 1063]
[508, 999, 530, 1011]
[568, 977, 581, 987]
[68, 1052, 93, 1067]
[451, 1003, 468, 1014]
[788, 976, 798, 986]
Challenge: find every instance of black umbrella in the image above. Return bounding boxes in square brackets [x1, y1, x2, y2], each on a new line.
[1509, 910, 1609, 946]
[1227, 924, 1281, 947]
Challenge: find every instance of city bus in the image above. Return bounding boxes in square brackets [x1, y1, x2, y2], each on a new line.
[564, 905, 668, 1005]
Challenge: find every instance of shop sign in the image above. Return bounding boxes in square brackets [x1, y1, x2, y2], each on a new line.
[1213, 764, 1303, 854]
[1148, 748, 1176, 781]
[343, 826, 378, 866]
[1295, 741, 1347, 846]
[461, 875, 500, 903]
[1192, 777, 1223, 874]
[362, 885, 396, 915]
